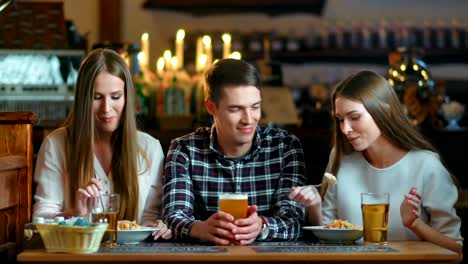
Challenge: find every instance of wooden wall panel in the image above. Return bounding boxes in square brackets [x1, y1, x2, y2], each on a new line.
[0, 170, 19, 211]
[99, 0, 121, 43]
[0, 112, 37, 260]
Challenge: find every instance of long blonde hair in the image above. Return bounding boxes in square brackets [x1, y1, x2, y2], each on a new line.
[64, 48, 144, 220]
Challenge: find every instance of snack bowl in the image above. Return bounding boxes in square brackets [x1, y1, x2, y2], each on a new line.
[117, 227, 159, 244]
[303, 226, 363, 244]
[36, 223, 108, 254]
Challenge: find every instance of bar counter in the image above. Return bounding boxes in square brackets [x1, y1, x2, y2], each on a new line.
[17, 241, 461, 264]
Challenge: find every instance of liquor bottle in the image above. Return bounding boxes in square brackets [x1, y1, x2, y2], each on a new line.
[435, 18, 446, 49]
[231, 31, 243, 53]
[350, 19, 361, 49]
[212, 31, 224, 59]
[377, 18, 389, 49]
[361, 19, 372, 49]
[334, 19, 345, 49]
[285, 29, 301, 52]
[422, 18, 432, 49]
[133, 71, 151, 118]
[248, 31, 263, 55]
[318, 20, 329, 49]
[450, 18, 461, 49]
[270, 30, 285, 53]
[305, 24, 318, 50]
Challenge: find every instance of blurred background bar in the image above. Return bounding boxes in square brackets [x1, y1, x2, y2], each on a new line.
[1, 0, 468, 260]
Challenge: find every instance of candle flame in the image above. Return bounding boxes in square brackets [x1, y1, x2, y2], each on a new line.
[229, 51, 242, 60]
[137, 52, 146, 63]
[222, 33, 231, 44]
[157, 57, 165, 72]
[200, 54, 207, 67]
[171, 56, 178, 70]
[176, 29, 185, 41]
[141, 32, 149, 41]
[202, 35, 212, 47]
[163, 50, 172, 61]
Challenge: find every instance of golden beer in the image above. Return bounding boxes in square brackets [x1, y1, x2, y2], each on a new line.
[219, 193, 248, 245]
[361, 204, 389, 244]
[92, 212, 118, 246]
[361, 192, 390, 245]
[91, 194, 120, 247]
[219, 193, 248, 219]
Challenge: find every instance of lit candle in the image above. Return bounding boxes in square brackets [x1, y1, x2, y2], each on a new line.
[222, 33, 231, 59]
[199, 54, 207, 72]
[163, 50, 172, 70]
[137, 51, 146, 71]
[122, 52, 131, 68]
[175, 29, 185, 70]
[229, 51, 242, 60]
[156, 57, 165, 77]
[141, 32, 149, 69]
[202, 35, 212, 70]
[171, 56, 178, 71]
[195, 37, 203, 72]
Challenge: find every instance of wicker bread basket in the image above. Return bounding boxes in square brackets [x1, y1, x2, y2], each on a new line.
[36, 223, 108, 254]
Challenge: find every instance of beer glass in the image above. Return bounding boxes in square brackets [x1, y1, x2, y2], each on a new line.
[91, 194, 120, 247]
[219, 193, 248, 219]
[361, 192, 389, 246]
[219, 193, 248, 244]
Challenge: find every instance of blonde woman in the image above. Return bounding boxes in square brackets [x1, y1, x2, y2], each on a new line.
[33, 49, 171, 240]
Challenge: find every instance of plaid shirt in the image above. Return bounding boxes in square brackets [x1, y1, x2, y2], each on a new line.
[162, 125, 306, 241]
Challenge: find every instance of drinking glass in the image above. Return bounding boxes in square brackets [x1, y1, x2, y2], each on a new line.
[218, 193, 248, 245]
[91, 194, 120, 247]
[361, 192, 389, 246]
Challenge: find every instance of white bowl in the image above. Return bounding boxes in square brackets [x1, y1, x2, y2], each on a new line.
[117, 227, 159, 244]
[303, 226, 363, 244]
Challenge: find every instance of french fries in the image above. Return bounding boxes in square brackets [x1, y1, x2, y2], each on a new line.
[117, 220, 141, 230]
[324, 219, 356, 229]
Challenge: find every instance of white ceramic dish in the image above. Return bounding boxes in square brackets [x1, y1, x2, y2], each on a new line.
[303, 226, 363, 244]
[117, 227, 159, 244]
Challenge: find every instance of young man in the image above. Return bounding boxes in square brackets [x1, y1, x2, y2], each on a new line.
[162, 59, 306, 245]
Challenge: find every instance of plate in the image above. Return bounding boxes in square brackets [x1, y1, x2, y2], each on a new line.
[303, 226, 363, 244]
[117, 227, 160, 244]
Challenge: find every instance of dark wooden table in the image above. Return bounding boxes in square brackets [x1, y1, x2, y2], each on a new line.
[17, 241, 461, 264]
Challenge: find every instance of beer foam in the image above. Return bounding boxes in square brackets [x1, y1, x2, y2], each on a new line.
[219, 193, 248, 200]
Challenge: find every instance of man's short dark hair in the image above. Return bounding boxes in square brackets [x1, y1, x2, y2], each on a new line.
[204, 59, 262, 105]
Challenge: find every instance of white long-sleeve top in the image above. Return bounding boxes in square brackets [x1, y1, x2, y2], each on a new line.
[322, 150, 463, 242]
[32, 127, 164, 224]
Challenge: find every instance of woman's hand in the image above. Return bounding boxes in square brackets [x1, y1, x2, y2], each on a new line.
[145, 220, 173, 240]
[400, 187, 421, 228]
[74, 178, 103, 216]
[288, 185, 322, 208]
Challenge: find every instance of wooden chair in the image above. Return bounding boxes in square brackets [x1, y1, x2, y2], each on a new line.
[0, 112, 37, 262]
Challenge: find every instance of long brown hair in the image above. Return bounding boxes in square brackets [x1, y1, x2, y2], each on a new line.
[328, 70, 440, 177]
[64, 48, 143, 220]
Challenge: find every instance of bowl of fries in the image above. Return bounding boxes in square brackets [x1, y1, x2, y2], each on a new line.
[117, 220, 159, 244]
[303, 219, 363, 244]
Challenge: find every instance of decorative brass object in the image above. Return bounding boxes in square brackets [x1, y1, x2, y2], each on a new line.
[387, 48, 442, 127]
